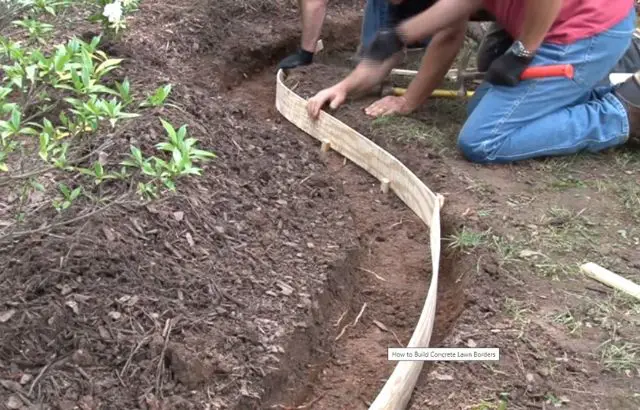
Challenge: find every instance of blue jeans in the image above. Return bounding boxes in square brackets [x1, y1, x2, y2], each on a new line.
[458, 8, 636, 164]
[360, 0, 430, 49]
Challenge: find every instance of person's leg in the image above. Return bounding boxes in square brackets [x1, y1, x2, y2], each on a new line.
[300, 0, 327, 53]
[458, 8, 636, 164]
[278, 0, 327, 69]
[360, 0, 390, 49]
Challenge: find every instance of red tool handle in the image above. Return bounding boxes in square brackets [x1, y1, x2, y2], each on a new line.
[521, 64, 574, 80]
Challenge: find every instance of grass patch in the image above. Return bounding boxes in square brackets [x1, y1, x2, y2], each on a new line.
[552, 309, 583, 336]
[503, 297, 532, 338]
[598, 340, 640, 373]
[490, 235, 523, 264]
[538, 153, 594, 176]
[369, 114, 451, 148]
[445, 226, 490, 252]
[503, 298, 531, 323]
[469, 399, 508, 410]
[612, 149, 640, 169]
[536, 207, 595, 254]
[468, 393, 510, 410]
[565, 290, 640, 343]
[615, 181, 640, 220]
[550, 175, 587, 191]
[532, 262, 575, 280]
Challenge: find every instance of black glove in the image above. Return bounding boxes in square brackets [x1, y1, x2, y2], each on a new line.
[278, 48, 314, 70]
[361, 28, 405, 62]
[485, 50, 533, 87]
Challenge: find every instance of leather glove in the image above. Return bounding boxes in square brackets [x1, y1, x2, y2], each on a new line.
[278, 49, 314, 70]
[361, 28, 405, 62]
[485, 50, 533, 87]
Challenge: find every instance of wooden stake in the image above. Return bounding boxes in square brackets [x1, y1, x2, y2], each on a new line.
[580, 262, 640, 300]
[380, 178, 390, 194]
[320, 139, 331, 153]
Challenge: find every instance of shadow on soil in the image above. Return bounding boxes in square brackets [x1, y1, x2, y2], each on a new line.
[255, 220, 471, 409]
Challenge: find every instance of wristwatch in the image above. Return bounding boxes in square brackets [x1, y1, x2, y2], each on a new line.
[509, 40, 535, 59]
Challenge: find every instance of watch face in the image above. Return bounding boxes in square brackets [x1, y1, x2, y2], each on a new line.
[512, 41, 532, 58]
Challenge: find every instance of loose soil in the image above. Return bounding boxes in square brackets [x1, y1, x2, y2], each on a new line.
[1, 1, 639, 410]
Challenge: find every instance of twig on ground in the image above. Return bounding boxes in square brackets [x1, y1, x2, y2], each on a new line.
[121, 334, 152, 378]
[156, 318, 174, 397]
[335, 303, 367, 341]
[514, 349, 525, 375]
[357, 267, 387, 282]
[211, 279, 246, 308]
[389, 218, 404, 229]
[334, 309, 348, 328]
[372, 320, 403, 347]
[29, 356, 67, 396]
[558, 388, 606, 396]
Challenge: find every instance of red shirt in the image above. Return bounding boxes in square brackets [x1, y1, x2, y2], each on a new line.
[481, 0, 635, 44]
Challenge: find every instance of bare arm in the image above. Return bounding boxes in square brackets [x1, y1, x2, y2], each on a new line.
[402, 21, 467, 111]
[339, 52, 404, 94]
[306, 52, 404, 118]
[396, 0, 482, 44]
[300, 0, 327, 52]
[518, 0, 563, 51]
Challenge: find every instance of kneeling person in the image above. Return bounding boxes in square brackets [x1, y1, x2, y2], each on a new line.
[307, 0, 640, 164]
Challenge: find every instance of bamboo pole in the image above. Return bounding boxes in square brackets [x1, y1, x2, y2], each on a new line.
[580, 262, 640, 300]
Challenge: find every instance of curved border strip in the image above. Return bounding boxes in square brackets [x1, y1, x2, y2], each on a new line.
[275, 69, 444, 410]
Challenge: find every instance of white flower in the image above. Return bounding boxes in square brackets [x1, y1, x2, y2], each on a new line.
[102, 0, 123, 23]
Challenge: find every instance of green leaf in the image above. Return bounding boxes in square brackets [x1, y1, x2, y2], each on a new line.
[130, 145, 143, 162]
[171, 148, 182, 166]
[94, 161, 104, 176]
[31, 181, 45, 191]
[20, 127, 39, 136]
[155, 142, 173, 152]
[10, 108, 21, 130]
[59, 183, 70, 196]
[176, 125, 187, 142]
[191, 149, 217, 159]
[160, 118, 176, 141]
[163, 178, 176, 191]
[25, 65, 37, 83]
[70, 187, 81, 200]
[95, 58, 122, 76]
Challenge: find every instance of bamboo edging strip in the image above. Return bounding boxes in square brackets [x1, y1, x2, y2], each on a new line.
[275, 69, 444, 410]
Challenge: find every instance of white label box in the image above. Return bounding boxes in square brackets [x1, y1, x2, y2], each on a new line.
[388, 348, 500, 361]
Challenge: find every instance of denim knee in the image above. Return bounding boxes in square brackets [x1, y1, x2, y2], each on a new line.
[457, 123, 496, 163]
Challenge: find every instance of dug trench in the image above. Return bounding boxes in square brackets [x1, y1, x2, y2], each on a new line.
[223, 63, 478, 410]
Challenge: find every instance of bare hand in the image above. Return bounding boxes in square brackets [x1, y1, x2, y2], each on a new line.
[364, 96, 413, 118]
[306, 86, 347, 119]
